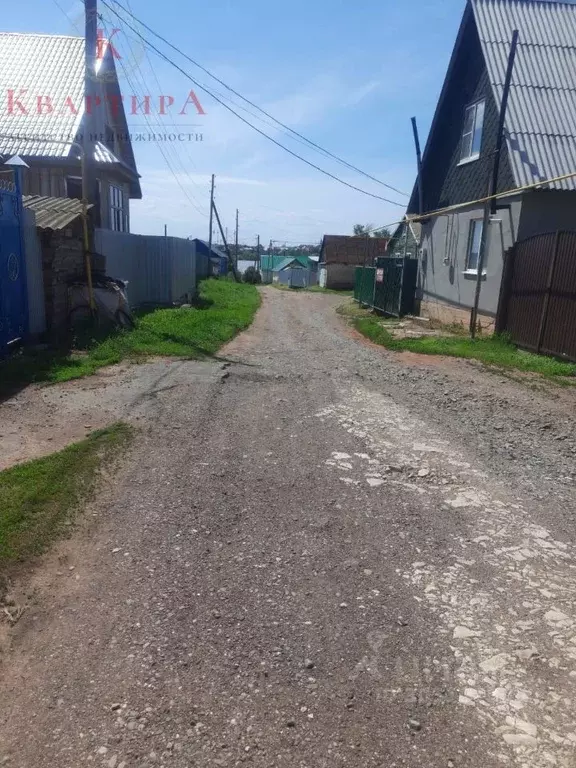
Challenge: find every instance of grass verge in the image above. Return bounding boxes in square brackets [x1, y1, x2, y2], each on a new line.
[348, 308, 576, 378]
[1, 279, 260, 393]
[0, 423, 133, 568]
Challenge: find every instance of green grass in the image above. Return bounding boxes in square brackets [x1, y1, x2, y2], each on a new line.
[0, 279, 260, 393]
[0, 423, 133, 567]
[353, 314, 576, 378]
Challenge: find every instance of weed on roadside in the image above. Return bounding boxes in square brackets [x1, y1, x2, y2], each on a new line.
[0, 279, 260, 394]
[0, 423, 133, 567]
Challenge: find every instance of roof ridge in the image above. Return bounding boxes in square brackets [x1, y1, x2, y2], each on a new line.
[474, 0, 576, 9]
[0, 31, 82, 41]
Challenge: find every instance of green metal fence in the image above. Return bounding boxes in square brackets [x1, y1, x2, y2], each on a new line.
[354, 266, 376, 304]
[354, 259, 418, 317]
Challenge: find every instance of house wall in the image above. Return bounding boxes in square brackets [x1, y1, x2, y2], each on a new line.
[324, 263, 356, 290]
[21, 163, 132, 231]
[419, 197, 522, 330]
[517, 190, 576, 240]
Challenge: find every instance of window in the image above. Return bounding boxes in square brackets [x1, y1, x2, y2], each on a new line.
[109, 184, 128, 232]
[465, 219, 484, 272]
[460, 100, 485, 163]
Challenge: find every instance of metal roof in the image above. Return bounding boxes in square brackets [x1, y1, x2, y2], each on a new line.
[23, 194, 93, 230]
[472, 0, 576, 190]
[194, 239, 228, 260]
[0, 33, 127, 167]
[273, 255, 311, 271]
[0, 34, 84, 158]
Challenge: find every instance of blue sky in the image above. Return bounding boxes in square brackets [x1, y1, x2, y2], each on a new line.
[4, 0, 466, 245]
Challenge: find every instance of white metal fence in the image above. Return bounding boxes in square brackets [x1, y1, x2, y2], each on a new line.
[95, 229, 209, 307]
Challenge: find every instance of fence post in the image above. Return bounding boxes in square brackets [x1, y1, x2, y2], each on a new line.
[495, 245, 515, 334]
[536, 231, 561, 353]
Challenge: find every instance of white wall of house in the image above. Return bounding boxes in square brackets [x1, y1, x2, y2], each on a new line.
[419, 196, 522, 319]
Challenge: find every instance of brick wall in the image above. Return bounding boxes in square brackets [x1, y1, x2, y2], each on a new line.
[41, 222, 105, 334]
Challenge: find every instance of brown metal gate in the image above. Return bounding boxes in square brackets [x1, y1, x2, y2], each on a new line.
[497, 231, 576, 361]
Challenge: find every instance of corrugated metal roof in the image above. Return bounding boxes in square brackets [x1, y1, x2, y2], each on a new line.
[23, 194, 93, 230]
[472, 0, 576, 190]
[0, 33, 122, 165]
[0, 34, 84, 158]
[273, 255, 311, 271]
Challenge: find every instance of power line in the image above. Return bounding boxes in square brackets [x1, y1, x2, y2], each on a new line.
[104, 0, 408, 198]
[104, 4, 207, 201]
[98, 16, 208, 218]
[99, 0, 406, 208]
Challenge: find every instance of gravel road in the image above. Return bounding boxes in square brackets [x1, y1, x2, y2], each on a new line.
[2, 286, 576, 768]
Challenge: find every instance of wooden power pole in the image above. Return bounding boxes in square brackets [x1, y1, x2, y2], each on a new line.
[235, 209, 239, 270]
[208, 173, 215, 257]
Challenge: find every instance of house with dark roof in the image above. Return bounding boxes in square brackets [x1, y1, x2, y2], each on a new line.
[0, 32, 141, 232]
[408, 0, 576, 331]
[318, 235, 389, 290]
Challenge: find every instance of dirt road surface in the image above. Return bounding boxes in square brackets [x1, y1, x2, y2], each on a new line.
[2, 287, 576, 768]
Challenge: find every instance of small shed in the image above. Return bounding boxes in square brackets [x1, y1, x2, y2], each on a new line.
[273, 255, 318, 288]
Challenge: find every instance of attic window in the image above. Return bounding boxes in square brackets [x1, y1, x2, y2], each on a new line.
[460, 100, 485, 163]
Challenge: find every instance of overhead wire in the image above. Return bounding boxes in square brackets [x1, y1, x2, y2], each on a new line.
[99, 0, 406, 208]
[98, 15, 209, 218]
[107, 2, 207, 201]
[104, 0, 409, 198]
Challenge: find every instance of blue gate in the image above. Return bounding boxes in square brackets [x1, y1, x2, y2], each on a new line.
[0, 178, 27, 351]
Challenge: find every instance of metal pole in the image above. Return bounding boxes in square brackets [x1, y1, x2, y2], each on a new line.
[470, 30, 519, 337]
[83, 0, 97, 310]
[235, 209, 239, 271]
[491, 30, 519, 214]
[411, 117, 424, 216]
[208, 173, 215, 261]
[212, 201, 240, 282]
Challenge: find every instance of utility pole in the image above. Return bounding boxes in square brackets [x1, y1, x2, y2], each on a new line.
[83, 0, 97, 210]
[235, 209, 239, 270]
[212, 200, 240, 282]
[470, 29, 519, 338]
[83, 0, 97, 310]
[411, 117, 424, 217]
[256, 235, 260, 270]
[208, 173, 215, 258]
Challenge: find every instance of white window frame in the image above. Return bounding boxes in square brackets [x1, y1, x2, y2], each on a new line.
[464, 219, 485, 274]
[109, 183, 128, 232]
[459, 100, 486, 165]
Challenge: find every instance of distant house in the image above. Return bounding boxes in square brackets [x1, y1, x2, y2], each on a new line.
[408, 0, 576, 331]
[271, 255, 318, 288]
[0, 32, 141, 232]
[192, 239, 228, 276]
[318, 235, 389, 290]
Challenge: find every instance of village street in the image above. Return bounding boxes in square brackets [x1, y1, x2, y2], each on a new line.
[1, 287, 576, 768]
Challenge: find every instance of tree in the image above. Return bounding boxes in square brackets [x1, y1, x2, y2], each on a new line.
[243, 266, 262, 284]
[353, 223, 374, 236]
[353, 224, 391, 238]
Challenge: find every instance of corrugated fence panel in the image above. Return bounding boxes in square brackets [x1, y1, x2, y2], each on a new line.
[23, 208, 46, 335]
[169, 236, 196, 303]
[96, 230, 200, 307]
